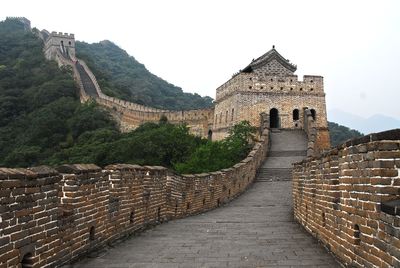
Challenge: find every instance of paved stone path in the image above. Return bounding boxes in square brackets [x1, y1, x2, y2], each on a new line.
[72, 131, 340, 268]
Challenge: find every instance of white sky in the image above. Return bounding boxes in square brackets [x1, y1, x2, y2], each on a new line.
[2, 0, 400, 118]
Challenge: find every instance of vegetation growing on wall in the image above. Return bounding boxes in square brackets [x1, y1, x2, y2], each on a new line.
[75, 40, 214, 110]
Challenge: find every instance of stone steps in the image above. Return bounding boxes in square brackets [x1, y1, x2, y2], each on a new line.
[256, 168, 292, 182]
[76, 62, 99, 97]
[256, 130, 307, 182]
[268, 150, 307, 157]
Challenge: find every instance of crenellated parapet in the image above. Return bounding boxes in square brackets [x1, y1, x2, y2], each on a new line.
[75, 58, 215, 135]
[293, 129, 400, 267]
[216, 73, 324, 102]
[45, 47, 214, 138]
[43, 31, 76, 62]
[6, 17, 31, 30]
[98, 95, 215, 136]
[0, 127, 270, 267]
[212, 47, 329, 145]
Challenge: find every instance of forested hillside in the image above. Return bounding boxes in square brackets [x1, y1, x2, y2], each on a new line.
[76, 40, 213, 110]
[0, 19, 117, 167]
[0, 18, 362, 170]
[328, 121, 363, 146]
[0, 18, 251, 172]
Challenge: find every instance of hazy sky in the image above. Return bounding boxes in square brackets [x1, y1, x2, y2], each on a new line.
[2, 0, 400, 119]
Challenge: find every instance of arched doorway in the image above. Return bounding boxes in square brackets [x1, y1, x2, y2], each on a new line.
[292, 109, 299, 121]
[310, 109, 316, 120]
[208, 130, 213, 140]
[269, 108, 279, 128]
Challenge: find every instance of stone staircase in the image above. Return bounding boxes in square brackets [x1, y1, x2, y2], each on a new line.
[256, 130, 307, 182]
[75, 62, 99, 97]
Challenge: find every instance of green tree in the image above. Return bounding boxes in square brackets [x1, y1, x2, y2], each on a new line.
[174, 121, 256, 174]
[328, 121, 363, 146]
[0, 19, 119, 167]
[0, 19, 257, 173]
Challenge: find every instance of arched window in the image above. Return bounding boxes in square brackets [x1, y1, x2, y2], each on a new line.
[231, 108, 234, 121]
[354, 224, 361, 245]
[60, 40, 65, 53]
[293, 109, 299, 121]
[130, 210, 135, 223]
[157, 207, 161, 222]
[225, 111, 228, 123]
[269, 108, 279, 128]
[310, 109, 316, 120]
[21, 253, 33, 268]
[89, 226, 95, 241]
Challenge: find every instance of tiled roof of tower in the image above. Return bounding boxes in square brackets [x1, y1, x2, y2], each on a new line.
[242, 46, 297, 73]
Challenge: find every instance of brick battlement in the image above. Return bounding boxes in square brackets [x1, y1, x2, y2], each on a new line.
[0, 129, 269, 267]
[293, 128, 400, 267]
[49, 31, 75, 38]
[66, 58, 215, 136]
[6, 17, 31, 30]
[216, 73, 324, 102]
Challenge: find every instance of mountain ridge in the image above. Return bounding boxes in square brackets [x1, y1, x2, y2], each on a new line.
[328, 109, 400, 134]
[75, 40, 214, 110]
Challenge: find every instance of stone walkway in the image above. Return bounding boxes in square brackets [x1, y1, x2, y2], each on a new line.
[71, 131, 340, 268]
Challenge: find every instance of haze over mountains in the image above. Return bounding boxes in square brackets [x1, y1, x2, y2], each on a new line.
[328, 109, 400, 135]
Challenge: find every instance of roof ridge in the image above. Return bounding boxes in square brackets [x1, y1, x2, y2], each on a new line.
[242, 46, 297, 73]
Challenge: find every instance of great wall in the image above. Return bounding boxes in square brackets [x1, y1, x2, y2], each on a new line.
[1, 17, 399, 267]
[293, 129, 400, 267]
[37, 27, 330, 148]
[0, 121, 270, 267]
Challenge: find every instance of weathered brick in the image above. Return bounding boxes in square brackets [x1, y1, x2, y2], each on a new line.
[0, 237, 10, 248]
[370, 177, 392, 185]
[0, 248, 18, 264]
[0, 243, 13, 255]
[0, 180, 23, 188]
[374, 151, 400, 159]
[0, 189, 11, 197]
[14, 236, 32, 248]
[2, 224, 22, 235]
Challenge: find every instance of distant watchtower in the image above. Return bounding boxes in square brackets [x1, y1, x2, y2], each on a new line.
[43, 31, 76, 61]
[6, 17, 31, 30]
[212, 46, 330, 150]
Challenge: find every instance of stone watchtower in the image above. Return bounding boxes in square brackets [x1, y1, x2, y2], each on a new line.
[212, 46, 330, 150]
[6, 17, 31, 30]
[43, 31, 76, 61]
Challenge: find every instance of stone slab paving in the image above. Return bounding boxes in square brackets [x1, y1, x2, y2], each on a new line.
[71, 180, 340, 268]
[70, 131, 340, 267]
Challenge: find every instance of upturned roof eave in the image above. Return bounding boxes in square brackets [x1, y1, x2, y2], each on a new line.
[241, 47, 297, 73]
